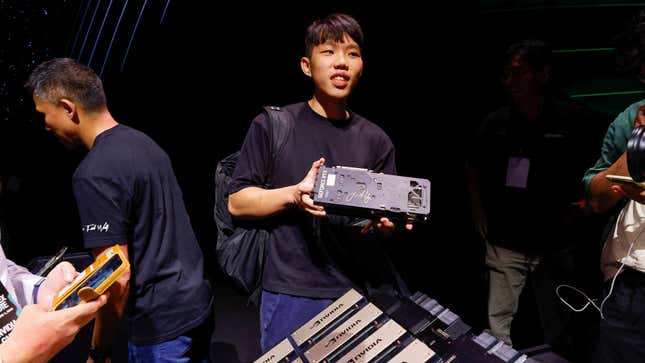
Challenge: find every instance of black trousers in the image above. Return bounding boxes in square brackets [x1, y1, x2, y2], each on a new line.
[591, 268, 645, 363]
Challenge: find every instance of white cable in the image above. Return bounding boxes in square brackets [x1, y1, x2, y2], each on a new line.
[555, 284, 599, 313]
[556, 207, 641, 320]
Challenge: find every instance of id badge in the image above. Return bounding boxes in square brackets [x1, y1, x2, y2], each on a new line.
[0, 282, 20, 343]
[506, 157, 530, 188]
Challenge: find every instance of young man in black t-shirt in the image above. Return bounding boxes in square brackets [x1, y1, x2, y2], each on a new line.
[26, 58, 213, 363]
[228, 13, 411, 352]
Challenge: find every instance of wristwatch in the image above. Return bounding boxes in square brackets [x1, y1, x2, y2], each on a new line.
[88, 346, 110, 362]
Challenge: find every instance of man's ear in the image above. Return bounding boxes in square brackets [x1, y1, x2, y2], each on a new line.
[59, 99, 78, 123]
[300, 57, 312, 77]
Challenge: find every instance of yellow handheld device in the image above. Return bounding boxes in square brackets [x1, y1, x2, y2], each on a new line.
[52, 244, 129, 310]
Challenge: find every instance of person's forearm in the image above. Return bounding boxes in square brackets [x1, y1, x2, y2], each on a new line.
[465, 167, 485, 219]
[228, 186, 297, 219]
[91, 304, 119, 352]
[588, 152, 629, 213]
[90, 293, 127, 362]
[90, 262, 130, 360]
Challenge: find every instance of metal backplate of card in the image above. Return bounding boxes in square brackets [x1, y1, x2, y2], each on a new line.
[388, 339, 436, 363]
[304, 303, 382, 363]
[313, 166, 431, 222]
[291, 289, 363, 346]
[254, 339, 294, 363]
[335, 319, 406, 363]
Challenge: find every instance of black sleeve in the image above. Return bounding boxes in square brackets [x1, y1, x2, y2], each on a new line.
[372, 133, 397, 175]
[228, 112, 272, 195]
[466, 115, 493, 169]
[73, 176, 130, 248]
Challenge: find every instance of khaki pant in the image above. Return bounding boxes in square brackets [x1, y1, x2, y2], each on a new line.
[485, 242, 540, 346]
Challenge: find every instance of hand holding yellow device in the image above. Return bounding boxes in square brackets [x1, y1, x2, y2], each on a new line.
[52, 244, 129, 310]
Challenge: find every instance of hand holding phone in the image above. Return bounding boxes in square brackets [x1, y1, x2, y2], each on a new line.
[605, 174, 645, 188]
[52, 244, 129, 310]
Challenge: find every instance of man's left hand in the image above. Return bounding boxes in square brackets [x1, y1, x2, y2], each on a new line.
[360, 217, 413, 234]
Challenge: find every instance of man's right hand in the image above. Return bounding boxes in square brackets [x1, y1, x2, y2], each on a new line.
[634, 105, 645, 128]
[292, 158, 326, 217]
[0, 295, 107, 363]
[611, 183, 645, 205]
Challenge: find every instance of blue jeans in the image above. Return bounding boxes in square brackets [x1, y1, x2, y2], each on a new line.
[128, 318, 212, 363]
[590, 269, 645, 363]
[260, 290, 333, 352]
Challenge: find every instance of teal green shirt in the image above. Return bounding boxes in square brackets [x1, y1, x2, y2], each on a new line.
[583, 99, 645, 193]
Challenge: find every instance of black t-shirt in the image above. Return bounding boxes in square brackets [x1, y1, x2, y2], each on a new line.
[468, 99, 599, 254]
[73, 125, 213, 345]
[229, 102, 397, 299]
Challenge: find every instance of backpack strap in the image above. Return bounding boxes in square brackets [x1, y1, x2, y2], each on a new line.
[261, 105, 294, 188]
[245, 106, 293, 306]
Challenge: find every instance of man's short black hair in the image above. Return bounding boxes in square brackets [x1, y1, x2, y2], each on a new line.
[304, 13, 364, 58]
[505, 39, 552, 71]
[25, 58, 107, 112]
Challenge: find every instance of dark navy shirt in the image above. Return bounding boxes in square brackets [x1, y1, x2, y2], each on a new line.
[73, 124, 212, 345]
[229, 102, 397, 298]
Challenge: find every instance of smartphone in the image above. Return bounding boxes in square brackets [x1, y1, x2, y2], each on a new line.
[52, 244, 129, 310]
[605, 174, 645, 188]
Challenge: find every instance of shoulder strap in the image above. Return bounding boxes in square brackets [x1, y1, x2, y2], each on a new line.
[240, 106, 293, 306]
[261, 105, 294, 187]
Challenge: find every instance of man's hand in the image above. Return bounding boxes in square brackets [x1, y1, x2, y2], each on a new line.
[293, 158, 326, 217]
[87, 357, 112, 363]
[0, 295, 107, 363]
[360, 217, 413, 234]
[38, 261, 78, 307]
[611, 183, 645, 204]
[634, 105, 645, 128]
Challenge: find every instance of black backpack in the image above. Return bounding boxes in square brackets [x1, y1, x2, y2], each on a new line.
[213, 106, 293, 304]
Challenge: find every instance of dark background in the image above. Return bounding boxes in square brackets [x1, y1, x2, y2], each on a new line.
[2, 1, 645, 361]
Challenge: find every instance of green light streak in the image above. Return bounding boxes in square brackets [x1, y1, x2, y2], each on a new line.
[569, 90, 645, 98]
[553, 48, 614, 54]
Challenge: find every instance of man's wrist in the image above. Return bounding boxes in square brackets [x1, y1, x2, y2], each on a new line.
[287, 184, 299, 207]
[88, 346, 110, 362]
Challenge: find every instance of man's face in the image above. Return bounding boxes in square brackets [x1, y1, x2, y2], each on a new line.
[302, 34, 364, 101]
[502, 54, 546, 102]
[33, 95, 80, 147]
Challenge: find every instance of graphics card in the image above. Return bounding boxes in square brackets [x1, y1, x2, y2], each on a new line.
[313, 166, 430, 222]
